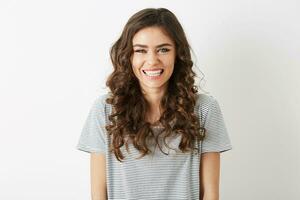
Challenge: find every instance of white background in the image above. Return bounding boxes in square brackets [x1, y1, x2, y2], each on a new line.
[0, 0, 299, 199]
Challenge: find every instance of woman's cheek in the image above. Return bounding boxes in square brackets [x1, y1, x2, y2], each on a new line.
[132, 57, 143, 69]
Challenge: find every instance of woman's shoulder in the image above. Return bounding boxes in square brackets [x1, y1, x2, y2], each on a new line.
[91, 92, 113, 116]
[195, 92, 216, 109]
[194, 92, 221, 124]
[94, 92, 110, 105]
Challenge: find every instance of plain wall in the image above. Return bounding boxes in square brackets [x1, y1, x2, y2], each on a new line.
[0, 0, 299, 199]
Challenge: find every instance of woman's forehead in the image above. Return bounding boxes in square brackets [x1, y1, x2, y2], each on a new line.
[132, 27, 174, 47]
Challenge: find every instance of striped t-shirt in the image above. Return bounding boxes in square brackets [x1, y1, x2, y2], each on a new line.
[76, 93, 232, 200]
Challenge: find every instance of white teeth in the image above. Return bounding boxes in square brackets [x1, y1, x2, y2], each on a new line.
[142, 69, 163, 76]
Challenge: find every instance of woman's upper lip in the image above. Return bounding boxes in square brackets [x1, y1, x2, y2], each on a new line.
[142, 68, 163, 71]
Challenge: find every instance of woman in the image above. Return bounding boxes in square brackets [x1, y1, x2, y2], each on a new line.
[77, 7, 232, 200]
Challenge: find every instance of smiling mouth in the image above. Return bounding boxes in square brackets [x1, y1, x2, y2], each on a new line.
[142, 69, 164, 76]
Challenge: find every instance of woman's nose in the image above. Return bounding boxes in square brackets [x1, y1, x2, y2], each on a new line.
[146, 51, 159, 65]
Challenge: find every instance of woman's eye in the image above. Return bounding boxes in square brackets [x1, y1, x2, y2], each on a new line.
[134, 49, 146, 53]
[159, 48, 170, 53]
[134, 48, 170, 54]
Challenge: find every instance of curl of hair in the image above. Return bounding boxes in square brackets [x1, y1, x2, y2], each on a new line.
[105, 8, 206, 162]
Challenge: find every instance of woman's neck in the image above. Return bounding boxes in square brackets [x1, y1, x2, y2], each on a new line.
[142, 87, 166, 124]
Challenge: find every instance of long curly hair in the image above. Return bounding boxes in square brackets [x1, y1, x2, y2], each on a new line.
[105, 8, 206, 162]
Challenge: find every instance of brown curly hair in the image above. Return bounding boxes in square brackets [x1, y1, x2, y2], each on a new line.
[105, 8, 206, 162]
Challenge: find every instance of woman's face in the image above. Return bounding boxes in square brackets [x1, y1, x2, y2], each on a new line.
[130, 26, 176, 94]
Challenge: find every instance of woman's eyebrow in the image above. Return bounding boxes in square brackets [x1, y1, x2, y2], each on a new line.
[133, 43, 173, 48]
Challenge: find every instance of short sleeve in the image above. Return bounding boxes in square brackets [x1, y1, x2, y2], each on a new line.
[201, 96, 233, 154]
[76, 95, 107, 154]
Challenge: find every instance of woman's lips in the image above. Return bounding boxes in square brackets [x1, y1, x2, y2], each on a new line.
[141, 69, 164, 79]
[142, 69, 164, 74]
